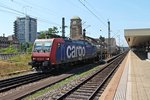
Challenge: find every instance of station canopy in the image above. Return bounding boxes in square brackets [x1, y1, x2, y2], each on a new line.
[124, 28, 150, 47]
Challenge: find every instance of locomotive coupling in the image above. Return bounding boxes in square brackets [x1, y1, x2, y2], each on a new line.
[28, 61, 32, 65]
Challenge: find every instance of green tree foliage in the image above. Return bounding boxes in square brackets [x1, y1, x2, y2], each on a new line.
[38, 31, 46, 39]
[38, 26, 59, 39]
[19, 42, 33, 53]
[0, 43, 33, 54]
[27, 43, 33, 53]
[48, 26, 59, 34]
[0, 45, 17, 54]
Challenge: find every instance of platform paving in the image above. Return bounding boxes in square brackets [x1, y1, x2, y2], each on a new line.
[99, 50, 150, 100]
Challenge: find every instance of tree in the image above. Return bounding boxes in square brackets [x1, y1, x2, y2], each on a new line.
[27, 43, 33, 53]
[38, 31, 47, 39]
[38, 26, 59, 39]
[0, 45, 17, 54]
[19, 43, 26, 52]
[18, 42, 33, 53]
[48, 26, 59, 34]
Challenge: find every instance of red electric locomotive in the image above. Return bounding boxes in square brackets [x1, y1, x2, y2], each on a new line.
[29, 38, 98, 71]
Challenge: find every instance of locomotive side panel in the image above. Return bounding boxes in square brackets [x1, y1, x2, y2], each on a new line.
[51, 39, 97, 64]
[84, 42, 97, 59]
[64, 41, 86, 62]
[30, 38, 98, 72]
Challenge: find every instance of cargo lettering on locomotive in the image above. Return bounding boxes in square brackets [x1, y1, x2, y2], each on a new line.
[66, 45, 86, 59]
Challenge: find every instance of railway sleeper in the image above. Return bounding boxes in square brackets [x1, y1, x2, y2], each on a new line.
[76, 89, 94, 93]
[90, 77, 103, 81]
[98, 90, 104, 94]
[77, 88, 95, 91]
[72, 91, 92, 96]
[86, 82, 100, 85]
[65, 97, 83, 100]
[79, 87, 96, 91]
[82, 85, 98, 88]
[67, 94, 90, 100]
[96, 92, 102, 97]
[85, 82, 101, 85]
[91, 78, 105, 82]
[93, 96, 100, 100]
[85, 84, 99, 87]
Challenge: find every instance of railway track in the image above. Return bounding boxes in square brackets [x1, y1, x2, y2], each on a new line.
[0, 63, 94, 99]
[0, 52, 127, 100]
[55, 53, 127, 100]
[0, 53, 17, 60]
[0, 72, 51, 92]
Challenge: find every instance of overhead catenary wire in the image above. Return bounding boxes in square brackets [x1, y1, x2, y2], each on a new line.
[82, 0, 116, 39]
[83, 0, 107, 23]
[0, 2, 61, 27]
[78, 0, 107, 27]
[20, 0, 62, 18]
[0, 8, 22, 16]
[11, 0, 62, 26]
[0, 4, 25, 15]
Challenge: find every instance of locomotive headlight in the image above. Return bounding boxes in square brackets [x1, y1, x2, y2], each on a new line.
[33, 58, 36, 60]
[45, 58, 49, 60]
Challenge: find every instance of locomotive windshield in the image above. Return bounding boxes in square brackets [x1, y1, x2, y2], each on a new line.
[33, 41, 52, 52]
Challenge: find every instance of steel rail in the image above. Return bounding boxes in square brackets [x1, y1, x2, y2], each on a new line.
[0, 73, 51, 92]
[56, 52, 127, 100]
[87, 54, 125, 100]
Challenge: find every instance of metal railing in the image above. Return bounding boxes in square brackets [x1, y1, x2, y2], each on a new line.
[0, 53, 17, 60]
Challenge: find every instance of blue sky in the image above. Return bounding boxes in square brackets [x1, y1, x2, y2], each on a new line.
[0, 0, 150, 47]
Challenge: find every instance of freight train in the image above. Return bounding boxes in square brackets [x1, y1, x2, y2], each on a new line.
[29, 38, 101, 71]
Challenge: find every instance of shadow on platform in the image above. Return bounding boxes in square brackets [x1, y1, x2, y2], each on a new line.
[133, 51, 147, 60]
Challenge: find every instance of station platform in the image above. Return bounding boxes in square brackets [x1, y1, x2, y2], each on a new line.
[99, 50, 150, 100]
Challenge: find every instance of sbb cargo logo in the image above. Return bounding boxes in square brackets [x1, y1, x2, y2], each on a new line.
[66, 45, 86, 59]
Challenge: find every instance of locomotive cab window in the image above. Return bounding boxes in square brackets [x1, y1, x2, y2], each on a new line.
[43, 42, 52, 52]
[33, 41, 52, 52]
[33, 42, 42, 52]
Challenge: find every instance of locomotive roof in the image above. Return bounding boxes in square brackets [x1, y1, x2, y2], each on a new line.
[35, 38, 54, 41]
[63, 39, 94, 46]
[35, 38, 95, 46]
[35, 38, 64, 42]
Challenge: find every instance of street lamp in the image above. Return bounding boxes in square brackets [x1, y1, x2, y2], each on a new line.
[82, 25, 91, 40]
[99, 29, 103, 61]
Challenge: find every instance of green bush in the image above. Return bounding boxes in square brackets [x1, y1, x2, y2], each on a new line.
[0, 45, 17, 54]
